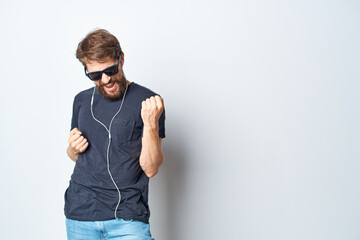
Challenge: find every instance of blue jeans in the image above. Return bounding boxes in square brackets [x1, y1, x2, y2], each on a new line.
[65, 218, 154, 240]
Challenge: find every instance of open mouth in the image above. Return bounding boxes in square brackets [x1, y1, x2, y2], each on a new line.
[104, 82, 116, 91]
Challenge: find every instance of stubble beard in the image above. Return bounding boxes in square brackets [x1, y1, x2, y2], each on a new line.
[96, 73, 127, 101]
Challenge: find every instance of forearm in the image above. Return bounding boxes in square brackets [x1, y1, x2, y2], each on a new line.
[139, 124, 164, 178]
[67, 145, 79, 162]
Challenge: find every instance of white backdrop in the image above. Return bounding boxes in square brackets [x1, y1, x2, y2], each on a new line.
[0, 0, 359, 239]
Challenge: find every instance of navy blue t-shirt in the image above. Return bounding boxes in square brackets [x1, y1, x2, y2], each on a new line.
[64, 82, 165, 223]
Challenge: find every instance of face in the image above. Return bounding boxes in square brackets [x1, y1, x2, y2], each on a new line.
[86, 56, 127, 101]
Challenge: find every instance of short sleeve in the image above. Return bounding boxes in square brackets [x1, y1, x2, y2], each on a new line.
[71, 96, 79, 130]
[158, 108, 166, 138]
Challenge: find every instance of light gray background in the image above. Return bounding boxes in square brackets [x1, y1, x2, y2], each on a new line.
[0, 0, 359, 239]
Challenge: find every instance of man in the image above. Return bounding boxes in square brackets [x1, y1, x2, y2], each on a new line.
[64, 29, 165, 240]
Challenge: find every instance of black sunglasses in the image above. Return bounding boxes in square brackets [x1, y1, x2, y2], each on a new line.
[84, 56, 121, 81]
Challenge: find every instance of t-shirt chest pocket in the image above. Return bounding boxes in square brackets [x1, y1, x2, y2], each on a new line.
[111, 119, 135, 144]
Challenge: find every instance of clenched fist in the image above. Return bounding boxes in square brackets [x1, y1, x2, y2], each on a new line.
[141, 95, 164, 127]
[68, 128, 89, 155]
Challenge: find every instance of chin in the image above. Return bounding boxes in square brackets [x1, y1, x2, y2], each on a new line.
[97, 74, 127, 101]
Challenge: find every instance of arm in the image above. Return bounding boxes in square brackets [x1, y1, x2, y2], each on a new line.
[139, 96, 165, 178]
[67, 128, 89, 162]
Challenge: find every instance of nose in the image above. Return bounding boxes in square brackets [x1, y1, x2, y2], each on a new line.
[101, 73, 111, 84]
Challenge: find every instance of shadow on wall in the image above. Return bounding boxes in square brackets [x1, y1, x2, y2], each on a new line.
[160, 128, 188, 240]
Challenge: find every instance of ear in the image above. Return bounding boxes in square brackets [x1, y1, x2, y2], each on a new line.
[121, 52, 125, 66]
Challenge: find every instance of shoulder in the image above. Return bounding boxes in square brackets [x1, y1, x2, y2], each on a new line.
[128, 82, 161, 101]
[73, 87, 94, 103]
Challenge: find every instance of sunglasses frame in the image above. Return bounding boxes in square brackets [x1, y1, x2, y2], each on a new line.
[84, 55, 122, 81]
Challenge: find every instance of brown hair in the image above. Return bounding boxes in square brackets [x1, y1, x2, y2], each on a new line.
[76, 29, 122, 66]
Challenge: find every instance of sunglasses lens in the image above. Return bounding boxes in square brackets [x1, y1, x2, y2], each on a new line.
[89, 72, 102, 81]
[104, 66, 119, 76]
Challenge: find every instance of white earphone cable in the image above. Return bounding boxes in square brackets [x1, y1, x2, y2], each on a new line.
[90, 83, 129, 219]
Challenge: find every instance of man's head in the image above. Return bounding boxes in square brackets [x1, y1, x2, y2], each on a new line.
[76, 29, 127, 101]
